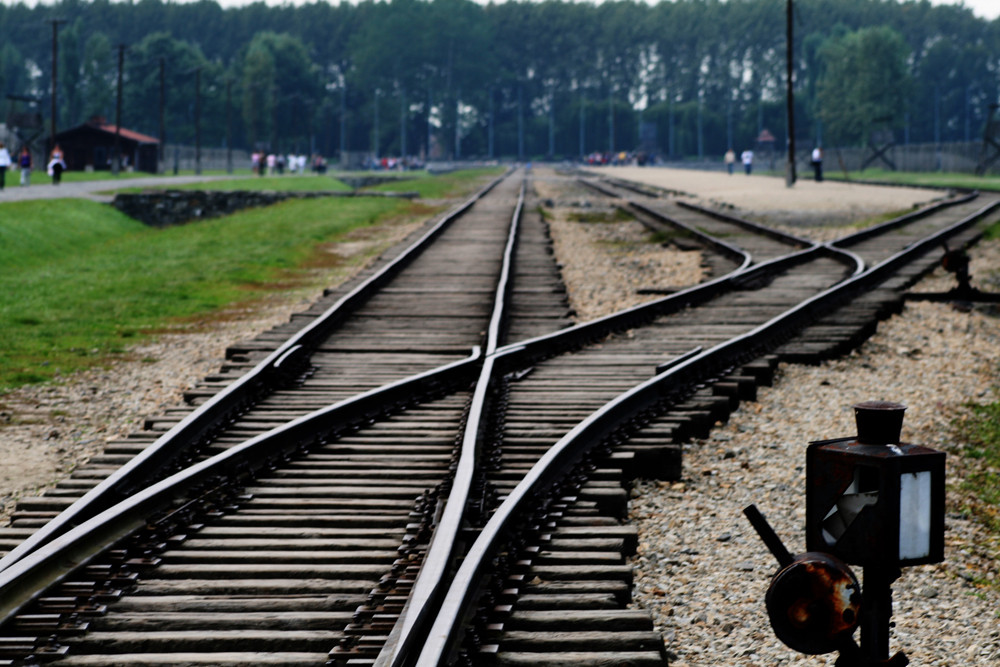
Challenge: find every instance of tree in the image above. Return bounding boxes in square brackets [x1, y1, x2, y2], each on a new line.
[241, 31, 321, 152]
[80, 32, 116, 124]
[816, 26, 911, 146]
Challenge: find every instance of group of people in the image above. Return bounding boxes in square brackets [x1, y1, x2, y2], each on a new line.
[723, 146, 823, 181]
[0, 144, 66, 190]
[251, 152, 326, 176]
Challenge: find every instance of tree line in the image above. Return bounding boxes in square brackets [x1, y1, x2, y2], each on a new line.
[0, 0, 997, 162]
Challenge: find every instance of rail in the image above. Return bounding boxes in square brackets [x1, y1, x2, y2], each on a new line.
[377, 180, 527, 666]
[413, 193, 998, 666]
[0, 171, 509, 573]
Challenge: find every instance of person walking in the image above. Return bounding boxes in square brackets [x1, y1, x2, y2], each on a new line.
[724, 148, 736, 175]
[0, 142, 10, 190]
[18, 146, 31, 186]
[48, 144, 66, 185]
[741, 149, 754, 175]
[811, 146, 823, 182]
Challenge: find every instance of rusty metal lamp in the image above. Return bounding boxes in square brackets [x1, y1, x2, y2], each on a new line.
[746, 401, 946, 666]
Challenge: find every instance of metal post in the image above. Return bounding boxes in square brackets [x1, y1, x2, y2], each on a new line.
[517, 83, 524, 161]
[194, 67, 201, 175]
[340, 79, 347, 166]
[226, 77, 233, 174]
[668, 95, 674, 158]
[394, 89, 403, 161]
[113, 44, 124, 176]
[158, 58, 165, 171]
[49, 19, 65, 147]
[548, 86, 555, 159]
[727, 95, 733, 153]
[860, 566, 900, 663]
[489, 87, 495, 159]
[786, 0, 796, 186]
[697, 94, 703, 159]
[608, 87, 614, 154]
[373, 88, 379, 162]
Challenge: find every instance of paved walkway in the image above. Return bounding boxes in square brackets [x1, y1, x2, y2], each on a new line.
[0, 173, 251, 203]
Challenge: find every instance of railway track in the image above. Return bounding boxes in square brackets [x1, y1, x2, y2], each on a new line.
[0, 169, 996, 667]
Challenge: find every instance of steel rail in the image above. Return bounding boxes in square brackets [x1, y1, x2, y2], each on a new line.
[674, 199, 816, 248]
[373, 189, 989, 664]
[0, 348, 484, 628]
[377, 180, 527, 667]
[0, 171, 509, 574]
[831, 191, 979, 249]
[0, 175, 985, 662]
[626, 199, 754, 270]
[414, 195, 998, 666]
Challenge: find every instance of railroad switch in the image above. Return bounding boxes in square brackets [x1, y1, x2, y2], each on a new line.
[906, 244, 1000, 304]
[745, 401, 945, 666]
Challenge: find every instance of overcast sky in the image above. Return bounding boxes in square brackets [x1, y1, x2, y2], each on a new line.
[192, 0, 1000, 21]
[932, 0, 999, 19]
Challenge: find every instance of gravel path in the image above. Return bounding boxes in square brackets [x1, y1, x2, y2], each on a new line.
[1, 166, 997, 664]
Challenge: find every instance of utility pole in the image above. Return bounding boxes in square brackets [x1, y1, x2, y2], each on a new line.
[518, 83, 524, 161]
[608, 87, 614, 154]
[489, 87, 495, 159]
[194, 67, 201, 175]
[158, 58, 166, 171]
[340, 78, 347, 167]
[226, 77, 233, 174]
[113, 44, 125, 176]
[785, 0, 796, 186]
[400, 87, 407, 159]
[49, 19, 65, 148]
[373, 88, 379, 161]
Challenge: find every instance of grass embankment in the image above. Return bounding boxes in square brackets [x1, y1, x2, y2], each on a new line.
[7, 168, 257, 188]
[0, 167, 502, 393]
[158, 174, 352, 193]
[952, 223, 1000, 544]
[827, 168, 1000, 191]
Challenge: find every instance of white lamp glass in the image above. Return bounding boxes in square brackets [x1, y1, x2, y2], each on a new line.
[898, 471, 932, 560]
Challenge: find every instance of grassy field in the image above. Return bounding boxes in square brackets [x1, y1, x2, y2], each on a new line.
[0, 167, 502, 393]
[118, 174, 354, 193]
[6, 168, 256, 188]
[826, 168, 1000, 191]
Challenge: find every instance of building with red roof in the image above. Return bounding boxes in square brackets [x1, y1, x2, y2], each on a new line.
[53, 117, 160, 173]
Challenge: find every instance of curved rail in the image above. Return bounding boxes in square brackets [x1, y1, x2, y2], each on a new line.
[0, 172, 509, 574]
[378, 181, 527, 666]
[413, 191, 999, 666]
[0, 349, 482, 628]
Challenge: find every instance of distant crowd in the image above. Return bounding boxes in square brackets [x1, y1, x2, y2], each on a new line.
[584, 151, 657, 166]
[251, 152, 328, 176]
[0, 142, 67, 189]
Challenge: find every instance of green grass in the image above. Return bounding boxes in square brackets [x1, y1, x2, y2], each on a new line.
[827, 168, 1000, 191]
[0, 196, 409, 391]
[567, 207, 634, 224]
[0, 167, 498, 393]
[142, 175, 353, 193]
[953, 401, 1000, 535]
[364, 167, 504, 198]
[8, 168, 258, 187]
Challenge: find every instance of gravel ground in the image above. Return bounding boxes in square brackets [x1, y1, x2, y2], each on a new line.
[540, 169, 1000, 665]
[0, 215, 423, 523]
[1, 167, 998, 664]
